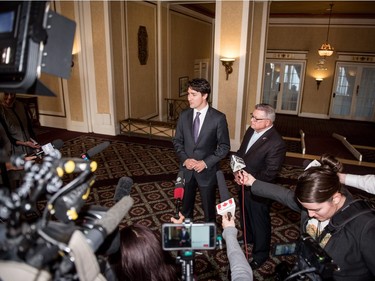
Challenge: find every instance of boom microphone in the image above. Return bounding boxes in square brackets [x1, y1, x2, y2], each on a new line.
[174, 171, 185, 219]
[216, 170, 231, 202]
[216, 170, 235, 220]
[81, 141, 110, 161]
[85, 195, 134, 253]
[114, 176, 134, 202]
[230, 154, 246, 173]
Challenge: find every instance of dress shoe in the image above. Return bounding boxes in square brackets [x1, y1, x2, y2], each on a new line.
[249, 259, 264, 270]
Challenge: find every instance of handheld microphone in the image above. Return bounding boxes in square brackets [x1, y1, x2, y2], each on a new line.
[34, 139, 64, 157]
[215, 170, 235, 220]
[304, 159, 321, 170]
[11, 139, 65, 167]
[114, 176, 134, 202]
[81, 141, 110, 161]
[230, 154, 246, 173]
[173, 171, 184, 219]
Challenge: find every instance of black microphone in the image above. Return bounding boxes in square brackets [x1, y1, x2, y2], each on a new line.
[114, 176, 133, 202]
[173, 171, 184, 219]
[85, 195, 134, 253]
[216, 170, 235, 221]
[81, 141, 110, 161]
[217, 170, 231, 202]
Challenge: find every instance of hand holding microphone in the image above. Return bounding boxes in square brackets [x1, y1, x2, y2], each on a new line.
[230, 154, 250, 186]
[222, 212, 235, 229]
[216, 170, 236, 221]
[173, 171, 184, 219]
[171, 212, 185, 224]
[236, 170, 256, 186]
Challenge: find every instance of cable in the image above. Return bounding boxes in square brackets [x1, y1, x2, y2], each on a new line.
[241, 182, 249, 260]
[284, 267, 317, 281]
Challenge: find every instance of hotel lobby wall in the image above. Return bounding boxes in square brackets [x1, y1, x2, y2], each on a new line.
[267, 23, 375, 117]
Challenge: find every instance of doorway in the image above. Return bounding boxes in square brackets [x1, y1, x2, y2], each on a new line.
[330, 62, 375, 121]
[262, 59, 305, 114]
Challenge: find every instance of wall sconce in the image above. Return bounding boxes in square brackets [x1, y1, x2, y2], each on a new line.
[316, 78, 323, 90]
[220, 58, 235, 80]
[71, 36, 80, 68]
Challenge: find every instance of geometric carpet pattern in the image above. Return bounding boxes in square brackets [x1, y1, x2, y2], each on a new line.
[35, 134, 374, 281]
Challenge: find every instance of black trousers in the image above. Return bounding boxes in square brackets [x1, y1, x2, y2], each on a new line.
[181, 175, 216, 222]
[239, 187, 271, 263]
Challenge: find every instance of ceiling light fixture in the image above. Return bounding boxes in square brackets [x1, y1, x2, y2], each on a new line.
[318, 3, 334, 57]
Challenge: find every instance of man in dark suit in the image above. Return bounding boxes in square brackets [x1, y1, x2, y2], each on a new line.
[179, 227, 191, 247]
[234, 103, 286, 269]
[173, 78, 230, 223]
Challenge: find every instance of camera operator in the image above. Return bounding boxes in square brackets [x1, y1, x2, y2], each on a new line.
[0, 119, 37, 189]
[0, 92, 40, 189]
[0, 92, 40, 154]
[235, 154, 375, 281]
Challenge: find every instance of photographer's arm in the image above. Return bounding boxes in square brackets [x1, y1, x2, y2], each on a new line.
[338, 173, 375, 195]
[237, 170, 301, 213]
[222, 215, 253, 281]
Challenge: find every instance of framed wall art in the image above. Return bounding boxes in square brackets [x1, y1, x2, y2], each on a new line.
[179, 76, 189, 96]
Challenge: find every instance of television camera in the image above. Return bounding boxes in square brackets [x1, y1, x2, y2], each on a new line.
[273, 234, 339, 281]
[0, 1, 75, 96]
[0, 145, 133, 281]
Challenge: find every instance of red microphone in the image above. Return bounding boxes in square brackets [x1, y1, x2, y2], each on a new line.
[174, 171, 184, 219]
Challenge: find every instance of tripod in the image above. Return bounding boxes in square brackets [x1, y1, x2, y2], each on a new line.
[176, 250, 195, 281]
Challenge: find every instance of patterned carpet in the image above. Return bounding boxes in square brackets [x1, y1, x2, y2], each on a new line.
[34, 134, 374, 281]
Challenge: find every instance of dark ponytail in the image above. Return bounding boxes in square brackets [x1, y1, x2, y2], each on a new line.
[295, 154, 342, 203]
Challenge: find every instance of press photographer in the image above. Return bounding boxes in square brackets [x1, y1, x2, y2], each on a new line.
[235, 155, 375, 281]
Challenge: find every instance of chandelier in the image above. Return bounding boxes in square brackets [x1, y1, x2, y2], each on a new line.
[318, 3, 334, 57]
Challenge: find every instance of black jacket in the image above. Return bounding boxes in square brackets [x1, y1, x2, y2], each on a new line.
[252, 180, 375, 281]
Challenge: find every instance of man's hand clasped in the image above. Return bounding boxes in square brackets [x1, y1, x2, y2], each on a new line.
[184, 159, 206, 173]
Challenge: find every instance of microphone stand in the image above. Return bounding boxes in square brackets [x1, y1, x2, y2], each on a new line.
[176, 218, 195, 281]
[175, 198, 181, 219]
[177, 250, 194, 281]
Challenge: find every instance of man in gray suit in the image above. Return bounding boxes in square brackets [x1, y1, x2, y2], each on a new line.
[173, 78, 230, 222]
[234, 103, 286, 269]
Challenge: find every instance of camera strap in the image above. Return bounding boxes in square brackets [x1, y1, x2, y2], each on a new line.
[318, 199, 374, 242]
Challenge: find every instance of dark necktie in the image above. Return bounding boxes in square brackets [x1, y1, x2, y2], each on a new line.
[193, 112, 201, 143]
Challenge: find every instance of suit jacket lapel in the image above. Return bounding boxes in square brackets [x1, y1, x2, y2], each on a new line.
[245, 127, 273, 155]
